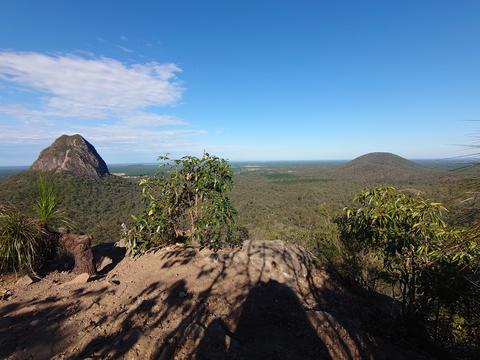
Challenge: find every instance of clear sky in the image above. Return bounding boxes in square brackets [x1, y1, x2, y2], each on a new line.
[0, 0, 479, 165]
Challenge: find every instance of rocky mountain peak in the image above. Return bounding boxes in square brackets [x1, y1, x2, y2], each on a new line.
[31, 134, 109, 178]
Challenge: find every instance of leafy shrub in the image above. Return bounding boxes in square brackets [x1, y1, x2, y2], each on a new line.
[126, 153, 242, 255]
[340, 187, 454, 313]
[340, 186, 480, 355]
[0, 204, 52, 274]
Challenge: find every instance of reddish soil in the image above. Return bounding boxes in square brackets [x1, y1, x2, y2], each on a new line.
[0, 240, 428, 359]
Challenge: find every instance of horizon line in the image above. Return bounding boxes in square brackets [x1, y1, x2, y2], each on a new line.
[0, 157, 471, 168]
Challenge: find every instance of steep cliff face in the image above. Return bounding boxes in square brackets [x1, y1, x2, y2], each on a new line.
[31, 134, 110, 178]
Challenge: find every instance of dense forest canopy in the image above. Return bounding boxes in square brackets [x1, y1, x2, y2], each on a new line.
[0, 156, 477, 243]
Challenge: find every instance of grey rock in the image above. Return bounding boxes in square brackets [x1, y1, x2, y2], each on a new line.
[61, 273, 90, 287]
[16, 275, 34, 287]
[96, 256, 113, 271]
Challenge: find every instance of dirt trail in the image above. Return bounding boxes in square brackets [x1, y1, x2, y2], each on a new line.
[0, 240, 425, 359]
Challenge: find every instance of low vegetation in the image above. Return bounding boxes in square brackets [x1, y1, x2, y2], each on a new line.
[0, 157, 476, 245]
[126, 153, 242, 255]
[339, 187, 480, 357]
[270, 204, 342, 264]
[0, 204, 51, 274]
[0, 175, 93, 275]
[0, 174, 70, 274]
[0, 171, 143, 243]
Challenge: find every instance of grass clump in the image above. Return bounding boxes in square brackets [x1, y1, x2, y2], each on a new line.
[0, 175, 68, 275]
[0, 204, 50, 274]
[35, 173, 73, 229]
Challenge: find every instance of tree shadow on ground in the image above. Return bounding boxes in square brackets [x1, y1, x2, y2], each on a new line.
[93, 242, 126, 275]
[0, 286, 115, 359]
[0, 296, 70, 359]
[0, 241, 428, 359]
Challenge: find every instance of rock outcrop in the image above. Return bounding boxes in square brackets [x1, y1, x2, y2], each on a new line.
[31, 134, 109, 178]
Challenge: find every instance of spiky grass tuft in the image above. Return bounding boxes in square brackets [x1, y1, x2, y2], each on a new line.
[35, 174, 74, 230]
[0, 204, 49, 274]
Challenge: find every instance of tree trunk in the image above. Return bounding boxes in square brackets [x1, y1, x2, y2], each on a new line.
[58, 229, 97, 275]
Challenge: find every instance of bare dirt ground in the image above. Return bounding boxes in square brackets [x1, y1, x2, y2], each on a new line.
[0, 240, 427, 360]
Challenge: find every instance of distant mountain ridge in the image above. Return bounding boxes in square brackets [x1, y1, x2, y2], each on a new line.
[344, 152, 423, 169]
[335, 152, 435, 182]
[31, 134, 110, 178]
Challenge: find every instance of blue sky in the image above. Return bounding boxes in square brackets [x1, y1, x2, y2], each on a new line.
[0, 0, 479, 165]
